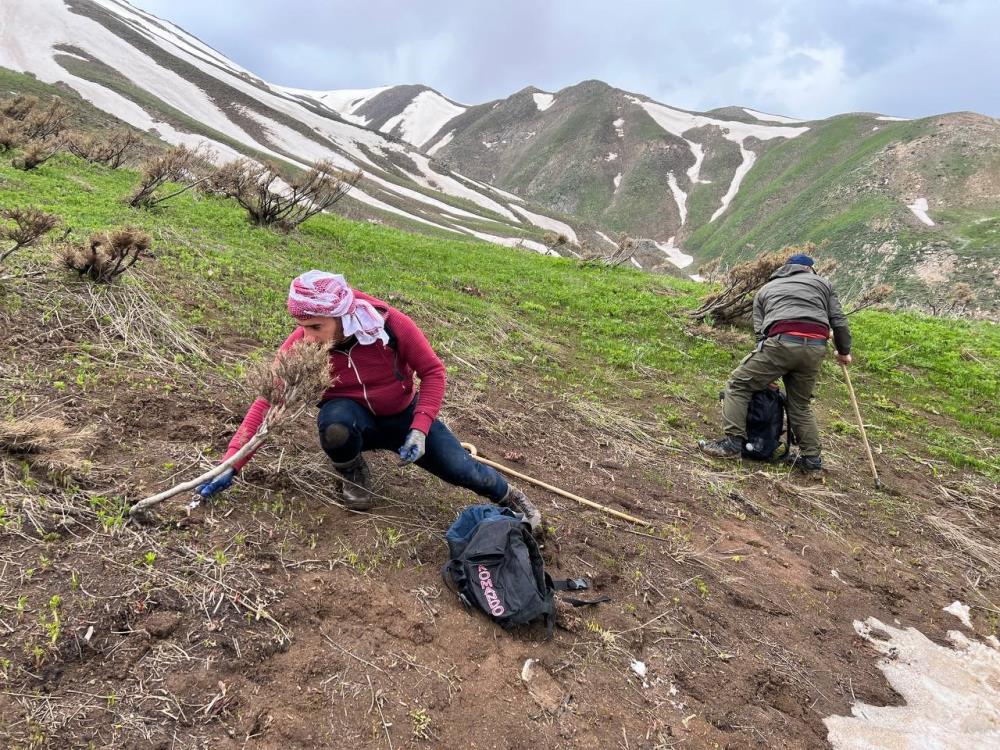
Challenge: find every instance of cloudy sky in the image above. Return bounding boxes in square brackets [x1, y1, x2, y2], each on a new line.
[131, 0, 999, 119]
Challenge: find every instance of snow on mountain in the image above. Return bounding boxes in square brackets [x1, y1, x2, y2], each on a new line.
[640, 100, 809, 222]
[742, 107, 804, 124]
[0, 0, 580, 256]
[378, 90, 467, 148]
[532, 92, 555, 112]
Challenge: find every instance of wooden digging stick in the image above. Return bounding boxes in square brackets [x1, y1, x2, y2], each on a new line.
[840, 363, 881, 489]
[461, 442, 654, 527]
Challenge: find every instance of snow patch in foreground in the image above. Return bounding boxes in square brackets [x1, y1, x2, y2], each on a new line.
[655, 237, 693, 269]
[907, 197, 935, 226]
[533, 92, 555, 112]
[944, 602, 973, 629]
[825, 617, 1000, 750]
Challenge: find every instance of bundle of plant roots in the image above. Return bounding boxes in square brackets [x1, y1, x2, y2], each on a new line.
[690, 248, 806, 325]
[59, 227, 151, 283]
[129, 342, 332, 517]
[0, 416, 93, 475]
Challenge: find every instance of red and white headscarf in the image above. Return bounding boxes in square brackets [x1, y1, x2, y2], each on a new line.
[287, 270, 389, 345]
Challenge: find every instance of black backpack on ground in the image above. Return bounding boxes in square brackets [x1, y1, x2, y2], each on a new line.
[443, 506, 605, 638]
[737, 388, 796, 461]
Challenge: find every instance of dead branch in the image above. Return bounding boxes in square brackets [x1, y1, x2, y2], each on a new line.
[0, 206, 60, 264]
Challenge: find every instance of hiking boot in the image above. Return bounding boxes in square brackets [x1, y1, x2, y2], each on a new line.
[698, 435, 744, 458]
[785, 454, 823, 472]
[332, 455, 376, 510]
[497, 486, 542, 532]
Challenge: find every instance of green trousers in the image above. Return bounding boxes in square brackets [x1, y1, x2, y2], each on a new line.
[722, 338, 827, 457]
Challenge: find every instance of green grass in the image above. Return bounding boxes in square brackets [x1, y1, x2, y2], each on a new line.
[1, 147, 998, 479]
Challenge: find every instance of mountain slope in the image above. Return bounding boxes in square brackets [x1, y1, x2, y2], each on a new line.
[307, 80, 999, 313]
[0, 0, 584, 255]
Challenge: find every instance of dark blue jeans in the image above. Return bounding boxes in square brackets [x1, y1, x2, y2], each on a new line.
[316, 398, 508, 501]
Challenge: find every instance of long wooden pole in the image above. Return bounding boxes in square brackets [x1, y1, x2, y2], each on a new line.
[461, 442, 654, 527]
[840, 364, 881, 489]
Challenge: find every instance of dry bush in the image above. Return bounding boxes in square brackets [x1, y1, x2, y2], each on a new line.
[207, 158, 361, 231]
[59, 227, 151, 283]
[0, 118, 24, 151]
[847, 283, 894, 315]
[0, 206, 60, 264]
[127, 144, 209, 208]
[0, 416, 93, 475]
[21, 99, 73, 140]
[542, 230, 568, 248]
[578, 232, 636, 267]
[690, 244, 820, 325]
[65, 127, 141, 168]
[0, 94, 39, 121]
[11, 137, 59, 170]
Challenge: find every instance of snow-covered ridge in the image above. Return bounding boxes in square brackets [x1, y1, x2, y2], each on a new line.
[379, 90, 467, 148]
[280, 85, 390, 125]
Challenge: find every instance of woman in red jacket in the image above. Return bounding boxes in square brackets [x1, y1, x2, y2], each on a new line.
[198, 270, 541, 530]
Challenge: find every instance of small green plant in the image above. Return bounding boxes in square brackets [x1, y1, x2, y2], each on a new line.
[409, 707, 432, 740]
[41, 594, 61, 646]
[143, 551, 156, 568]
[213, 549, 229, 569]
[70, 570, 80, 590]
[693, 577, 711, 599]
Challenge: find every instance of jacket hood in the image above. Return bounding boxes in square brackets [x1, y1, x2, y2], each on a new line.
[770, 263, 815, 280]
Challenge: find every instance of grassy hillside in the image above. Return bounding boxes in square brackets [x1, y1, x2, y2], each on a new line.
[2, 116, 1000, 750]
[1, 150, 997, 478]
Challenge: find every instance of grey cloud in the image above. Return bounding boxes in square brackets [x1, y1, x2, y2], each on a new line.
[131, 0, 1000, 118]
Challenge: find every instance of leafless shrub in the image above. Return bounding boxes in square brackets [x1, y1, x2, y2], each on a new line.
[130, 341, 332, 516]
[847, 283, 894, 315]
[0, 206, 59, 264]
[65, 127, 141, 168]
[11, 138, 60, 170]
[127, 144, 209, 208]
[0, 94, 39, 121]
[207, 158, 361, 231]
[815, 258, 838, 276]
[542, 231, 568, 248]
[21, 100, 73, 140]
[690, 244, 819, 325]
[59, 227, 151, 283]
[578, 232, 636, 267]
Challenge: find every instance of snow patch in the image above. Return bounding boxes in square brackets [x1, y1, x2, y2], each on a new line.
[742, 107, 803, 124]
[685, 140, 709, 184]
[876, 115, 909, 121]
[711, 144, 756, 221]
[688, 274, 704, 282]
[451, 171, 525, 203]
[605, 152, 618, 161]
[630, 257, 643, 269]
[613, 117, 625, 137]
[595, 230, 618, 247]
[613, 173, 623, 190]
[944, 602, 973, 629]
[456, 228, 556, 256]
[532, 92, 555, 112]
[511, 206, 578, 244]
[667, 171, 687, 225]
[379, 90, 466, 148]
[404, 154, 518, 221]
[654, 237, 694, 269]
[824, 618, 1000, 749]
[907, 197, 935, 226]
[349, 188, 462, 234]
[426, 129, 454, 156]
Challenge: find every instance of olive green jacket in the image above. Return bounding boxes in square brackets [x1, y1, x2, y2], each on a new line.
[752, 264, 852, 354]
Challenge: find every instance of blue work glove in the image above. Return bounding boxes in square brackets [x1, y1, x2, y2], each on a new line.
[197, 468, 235, 498]
[398, 429, 426, 465]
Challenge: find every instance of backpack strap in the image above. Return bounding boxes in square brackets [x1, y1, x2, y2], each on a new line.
[551, 577, 611, 607]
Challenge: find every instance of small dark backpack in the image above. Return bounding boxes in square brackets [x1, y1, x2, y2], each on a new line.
[742, 388, 795, 461]
[444, 506, 603, 637]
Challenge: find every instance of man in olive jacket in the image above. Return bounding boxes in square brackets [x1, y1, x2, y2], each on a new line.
[699, 253, 852, 470]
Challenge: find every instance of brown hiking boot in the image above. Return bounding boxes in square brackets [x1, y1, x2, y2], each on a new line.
[498, 486, 542, 532]
[332, 455, 375, 510]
